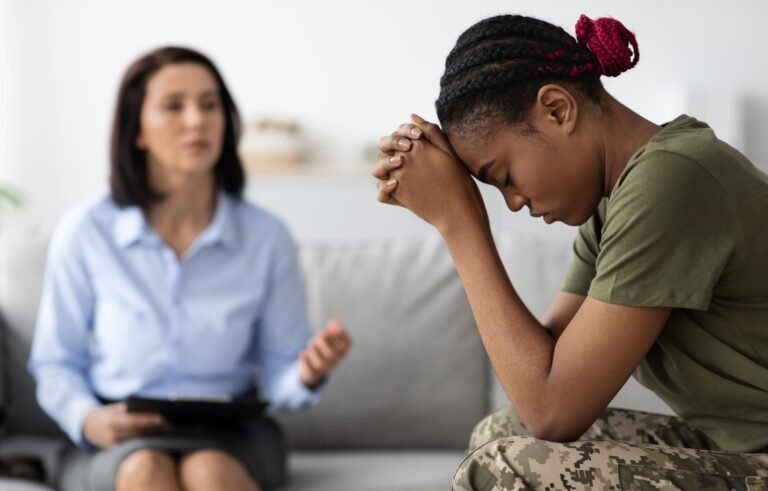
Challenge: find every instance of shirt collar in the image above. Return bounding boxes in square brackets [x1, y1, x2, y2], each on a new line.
[113, 192, 240, 250]
[113, 206, 152, 248]
[196, 191, 239, 249]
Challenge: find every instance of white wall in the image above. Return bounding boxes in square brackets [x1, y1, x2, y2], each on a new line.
[3, 0, 748, 417]
[2, 0, 768, 227]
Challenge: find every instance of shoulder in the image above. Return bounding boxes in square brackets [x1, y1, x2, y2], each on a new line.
[50, 195, 119, 249]
[612, 142, 732, 215]
[617, 115, 749, 199]
[601, 137, 741, 251]
[619, 148, 713, 191]
[606, 150, 738, 240]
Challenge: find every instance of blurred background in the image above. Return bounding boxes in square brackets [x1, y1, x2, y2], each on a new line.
[1, 0, 767, 235]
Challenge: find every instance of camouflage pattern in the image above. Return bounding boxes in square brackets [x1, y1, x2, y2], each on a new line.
[454, 406, 768, 490]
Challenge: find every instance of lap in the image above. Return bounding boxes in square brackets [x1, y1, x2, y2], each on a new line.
[459, 406, 768, 490]
[58, 417, 285, 491]
[454, 435, 768, 491]
[468, 405, 719, 452]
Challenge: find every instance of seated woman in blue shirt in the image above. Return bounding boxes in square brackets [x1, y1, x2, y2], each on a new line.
[28, 46, 351, 491]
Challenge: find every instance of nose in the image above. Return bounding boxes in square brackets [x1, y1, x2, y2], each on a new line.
[183, 105, 204, 128]
[504, 193, 528, 212]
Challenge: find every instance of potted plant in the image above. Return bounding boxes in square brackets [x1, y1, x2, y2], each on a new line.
[0, 185, 22, 213]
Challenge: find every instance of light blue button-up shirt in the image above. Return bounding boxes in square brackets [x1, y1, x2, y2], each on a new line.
[29, 191, 321, 446]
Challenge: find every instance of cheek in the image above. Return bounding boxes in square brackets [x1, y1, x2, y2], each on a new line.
[140, 112, 175, 146]
[210, 112, 226, 142]
[516, 153, 559, 198]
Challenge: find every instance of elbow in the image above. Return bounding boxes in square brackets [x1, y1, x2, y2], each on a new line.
[527, 425, 582, 443]
[519, 407, 590, 443]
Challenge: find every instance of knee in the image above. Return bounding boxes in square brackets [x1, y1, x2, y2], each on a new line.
[454, 436, 540, 491]
[179, 450, 260, 491]
[115, 449, 177, 490]
[467, 405, 527, 452]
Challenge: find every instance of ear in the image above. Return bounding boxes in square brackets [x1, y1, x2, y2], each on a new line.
[135, 133, 146, 150]
[535, 84, 578, 135]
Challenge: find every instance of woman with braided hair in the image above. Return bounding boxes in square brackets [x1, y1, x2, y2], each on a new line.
[374, 14, 768, 490]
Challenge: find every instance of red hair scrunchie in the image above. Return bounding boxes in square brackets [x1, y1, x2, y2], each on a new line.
[575, 14, 639, 77]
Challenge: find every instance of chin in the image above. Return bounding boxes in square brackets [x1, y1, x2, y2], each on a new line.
[180, 158, 218, 173]
[560, 210, 592, 227]
[562, 213, 592, 227]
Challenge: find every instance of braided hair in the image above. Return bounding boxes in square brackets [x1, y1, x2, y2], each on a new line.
[436, 14, 639, 138]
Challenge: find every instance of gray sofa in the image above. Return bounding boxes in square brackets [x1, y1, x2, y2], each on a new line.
[0, 207, 672, 490]
[0, 223, 498, 491]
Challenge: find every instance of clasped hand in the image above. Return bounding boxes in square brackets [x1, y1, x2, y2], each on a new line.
[373, 114, 489, 233]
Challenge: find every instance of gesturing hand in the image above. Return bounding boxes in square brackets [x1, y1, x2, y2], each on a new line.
[299, 319, 352, 389]
[83, 402, 170, 449]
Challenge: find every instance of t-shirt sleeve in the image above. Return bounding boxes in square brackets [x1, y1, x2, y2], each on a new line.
[561, 200, 605, 296]
[587, 151, 740, 309]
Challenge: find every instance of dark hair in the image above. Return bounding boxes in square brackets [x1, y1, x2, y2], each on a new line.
[110, 46, 244, 207]
[436, 14, 639, 138]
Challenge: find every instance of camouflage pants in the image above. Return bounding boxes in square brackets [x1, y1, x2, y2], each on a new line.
[453, 406, 768, 490]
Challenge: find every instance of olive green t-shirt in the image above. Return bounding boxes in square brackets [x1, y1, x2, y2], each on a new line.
[562, 115, 768, 452]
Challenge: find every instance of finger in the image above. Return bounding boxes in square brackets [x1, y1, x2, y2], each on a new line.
[371, 154, 403, 180]
[323, 318, 344, 337]
[312, 334, 336, 361]
[376, 178, 398, 204]
[410, 114, 452, 155]
[322, 320, 351, 352]
[301, 348, 324, 375]
[377, 134, 413, 156]
[310, 338, 334, 364]
[396, 123, 423, 140]
[113, 411, 167, 432]
[308, 342, 339, 375]
[115, 422, 171, 442]
[108, 402, 129, 413]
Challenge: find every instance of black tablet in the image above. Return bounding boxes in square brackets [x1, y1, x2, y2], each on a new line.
[126, 395, 269, 425]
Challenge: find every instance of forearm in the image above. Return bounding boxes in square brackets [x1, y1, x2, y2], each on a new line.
[439, 218, 562, 431]
[31, 365, 100, 446]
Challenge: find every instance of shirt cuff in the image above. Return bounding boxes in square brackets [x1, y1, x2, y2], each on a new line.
[63, 394, 102, 448]
[274, 361, 325, 410]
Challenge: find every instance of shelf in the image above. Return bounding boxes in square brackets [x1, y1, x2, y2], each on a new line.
[245, 164, 374, 181]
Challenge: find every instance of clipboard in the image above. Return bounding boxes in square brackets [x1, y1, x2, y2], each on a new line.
[126, 394, 269, 425]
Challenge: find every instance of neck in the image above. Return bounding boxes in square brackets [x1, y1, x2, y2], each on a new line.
[145, 173, 217, 233]
[597, 97, 661, 196]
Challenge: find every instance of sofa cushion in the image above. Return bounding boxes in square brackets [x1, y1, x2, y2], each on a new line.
[0, 434, 68, 487]
[0, 225, 488, 449]
[0, 479, 54, 491]
[0, 228, 62, 437]
[276, 235, 488, 449]
[281, 450, 464, 491]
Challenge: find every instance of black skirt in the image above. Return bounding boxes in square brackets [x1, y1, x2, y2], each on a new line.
[57, 416, 286, 491]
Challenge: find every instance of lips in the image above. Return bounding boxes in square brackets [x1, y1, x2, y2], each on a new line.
[184, 139, 210, 150]
[529, 209, 554, 223]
